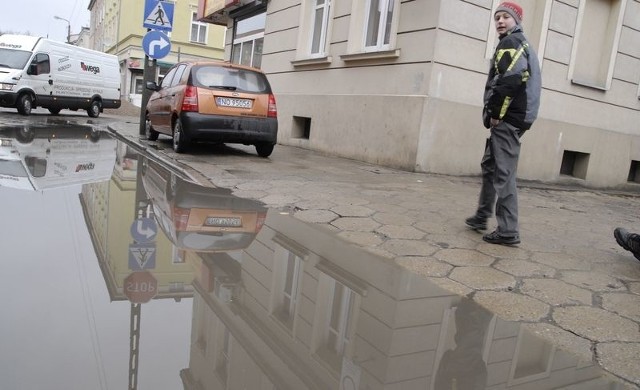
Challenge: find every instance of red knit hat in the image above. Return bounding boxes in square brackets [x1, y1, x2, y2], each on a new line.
[495, 2, 523, 24]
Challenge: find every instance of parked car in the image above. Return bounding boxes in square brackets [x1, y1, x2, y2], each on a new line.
[144, 60, 278, 157]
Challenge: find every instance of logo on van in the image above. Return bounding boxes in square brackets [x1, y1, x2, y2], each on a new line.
[80, 62, 100, 74]
[75, 162, 95, 172]
[0, 42, 22, 49]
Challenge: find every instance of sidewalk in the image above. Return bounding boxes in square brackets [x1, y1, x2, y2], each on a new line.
[108, 120, 640, 388]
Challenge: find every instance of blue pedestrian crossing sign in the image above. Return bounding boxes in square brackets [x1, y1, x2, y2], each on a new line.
[143, 0, 174, 32]
[143, 30, 172, 59]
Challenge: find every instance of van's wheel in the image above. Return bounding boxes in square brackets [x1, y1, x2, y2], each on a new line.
[48, 108, 61, 115]
[15, 126, 35, 143]
[87, 100, 101, 118]
[255, 143, 275, 157]
[17, 94, 33, 116]
[145, 113, 159, 141]
[172, 119, 190, 153]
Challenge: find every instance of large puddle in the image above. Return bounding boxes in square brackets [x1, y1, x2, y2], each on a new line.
[0, 125, 626, 389]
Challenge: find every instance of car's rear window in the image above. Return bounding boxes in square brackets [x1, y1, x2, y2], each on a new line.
[191, 65, 271, 94]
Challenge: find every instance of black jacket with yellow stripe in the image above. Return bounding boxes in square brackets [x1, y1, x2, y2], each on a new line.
[483, 25, 541, 130]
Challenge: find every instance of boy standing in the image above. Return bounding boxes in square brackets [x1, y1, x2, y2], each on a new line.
[466, 2, 541, 245]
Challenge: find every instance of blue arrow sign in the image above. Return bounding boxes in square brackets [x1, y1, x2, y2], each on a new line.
[130, 217, 158, 243]
[143, 0, 174, 32]
[142, 30, 171, 59]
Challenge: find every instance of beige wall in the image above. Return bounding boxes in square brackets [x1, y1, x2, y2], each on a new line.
[261, 0, 640, 188]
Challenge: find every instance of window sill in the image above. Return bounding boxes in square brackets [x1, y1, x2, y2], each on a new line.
[291, 56, 332, 67]
[340, 49, 400, 63]
[571, 79, 608, 92]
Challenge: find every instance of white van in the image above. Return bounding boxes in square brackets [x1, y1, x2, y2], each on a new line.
[0, 123, 117, 191]
[0, 34, 121, 117]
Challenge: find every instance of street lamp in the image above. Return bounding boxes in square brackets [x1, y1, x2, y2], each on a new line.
[53, 16, 71, 43]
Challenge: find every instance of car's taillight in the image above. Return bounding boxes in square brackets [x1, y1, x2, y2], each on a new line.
[181, 85, 199, 112]
[173, 207, 191, 231]
[268, 94, 277, 118]
[255, 212, 266, 232]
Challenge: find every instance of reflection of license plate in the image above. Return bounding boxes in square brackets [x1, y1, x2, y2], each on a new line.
[205, 217, 242, 227]
[216, 97, 252, 109]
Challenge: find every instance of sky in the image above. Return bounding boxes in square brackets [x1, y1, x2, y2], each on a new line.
[0, 0, 90, 42]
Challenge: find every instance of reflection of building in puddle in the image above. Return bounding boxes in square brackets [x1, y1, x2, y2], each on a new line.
[184, 211, 624, 390]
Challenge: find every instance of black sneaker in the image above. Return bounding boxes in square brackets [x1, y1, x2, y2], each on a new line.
[483, 230, 520, 245]
[614, 227, 640, 261]
[465, 215, 487, 230]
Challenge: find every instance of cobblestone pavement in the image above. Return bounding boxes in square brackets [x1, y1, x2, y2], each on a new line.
[108, 120, 640, 388]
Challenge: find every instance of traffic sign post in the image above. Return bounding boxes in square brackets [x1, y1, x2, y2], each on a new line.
[124, 271, 158, 303]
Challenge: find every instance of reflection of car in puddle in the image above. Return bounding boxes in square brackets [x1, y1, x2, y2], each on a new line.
[140, 157, 267, 252]
[0, 124, 115, 190]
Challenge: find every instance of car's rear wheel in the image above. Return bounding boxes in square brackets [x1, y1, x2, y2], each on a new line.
[172, 119, 189, 153]
[145, 113, 159, 141]
[255, 142, 274, 158]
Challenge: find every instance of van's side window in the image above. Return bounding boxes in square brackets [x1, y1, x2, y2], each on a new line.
[160, 67, 178, 88]
[171, 65, 187, 87]
[31, 53, 50, 75]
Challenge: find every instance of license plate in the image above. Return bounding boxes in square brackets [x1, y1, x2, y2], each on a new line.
[215, 97, 252, 109]
[205, 217, 242, 227]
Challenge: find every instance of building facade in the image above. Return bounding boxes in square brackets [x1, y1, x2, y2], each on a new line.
[204, 0, 640, 188]
[88, 0, 227, 106]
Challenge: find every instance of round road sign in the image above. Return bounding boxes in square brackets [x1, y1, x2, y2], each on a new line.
[124, 271, 158, 303]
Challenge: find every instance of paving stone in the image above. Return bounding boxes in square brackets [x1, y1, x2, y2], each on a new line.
[231, 190, 268, 200]
[476, 242, 530, 259]
[426, 277, 473, 297]
[474, 291, 549, 322]
[592, 261, 640, 282]
[553, 306, 640, 342]
[331, 217, 380, 232]
[337, 231, 383, 247]
[259, 194, 300, 207]
[629, 282, 640, 295]
[434, 248, 494, 266]
[601, 293, 640, 322]
[367, 203, 408, 214]
[372, 212, 414, 225]
[395, 256, 453, 277]
[494, 259, 555, 278]
[531, 252, 591, 270]
[560, 270, 626, 292]
[380, 239, 439, 257]
[524, 323, 593, 364]
[414, 220, 458, 235]
[330, 196, 369, 206]
[596, 342, 640, 386]
[235, 181, 272, 191]
[425, 233, 480, 249]
[330, 205, 374, 217]
[375, 225, 425, 240]
[295, 200, 337, 210]
[520, 278, 593, 306]
[294, 209, 339, 224]
[449, 267, 516, 290]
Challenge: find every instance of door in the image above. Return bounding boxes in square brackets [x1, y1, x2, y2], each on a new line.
[26, 53, 53, 105]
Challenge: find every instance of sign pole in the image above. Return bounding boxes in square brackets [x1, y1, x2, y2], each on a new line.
[138, 51, 157, 136]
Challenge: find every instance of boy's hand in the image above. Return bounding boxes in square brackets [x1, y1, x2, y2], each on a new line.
[490, 118, 501, 127]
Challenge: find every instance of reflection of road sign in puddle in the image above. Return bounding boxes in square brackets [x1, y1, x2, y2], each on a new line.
[129, 243, 156, 270]
[130, 217, 157, 243]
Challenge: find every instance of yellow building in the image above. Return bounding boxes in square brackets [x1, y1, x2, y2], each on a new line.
[88, 0, 226, 106]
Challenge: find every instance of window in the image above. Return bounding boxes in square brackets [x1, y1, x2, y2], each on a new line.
[570, 0, 627, 90]
[324, 281, 355, 357]
[190, 12, 208, 44]
[272, 239, 304, 331]
[31, 53, 50, 75]
[311, 0, 331, 55]
[364, 0, 395, 50]
[160, 66, 177, 88]
[232, 13, 266, 68]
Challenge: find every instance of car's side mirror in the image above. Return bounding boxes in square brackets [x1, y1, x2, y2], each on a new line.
[27, 63, 37, 75]
[146, 81, 160, 91]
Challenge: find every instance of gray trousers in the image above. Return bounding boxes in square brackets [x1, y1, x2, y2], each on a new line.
[475, 121, 523, 237]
